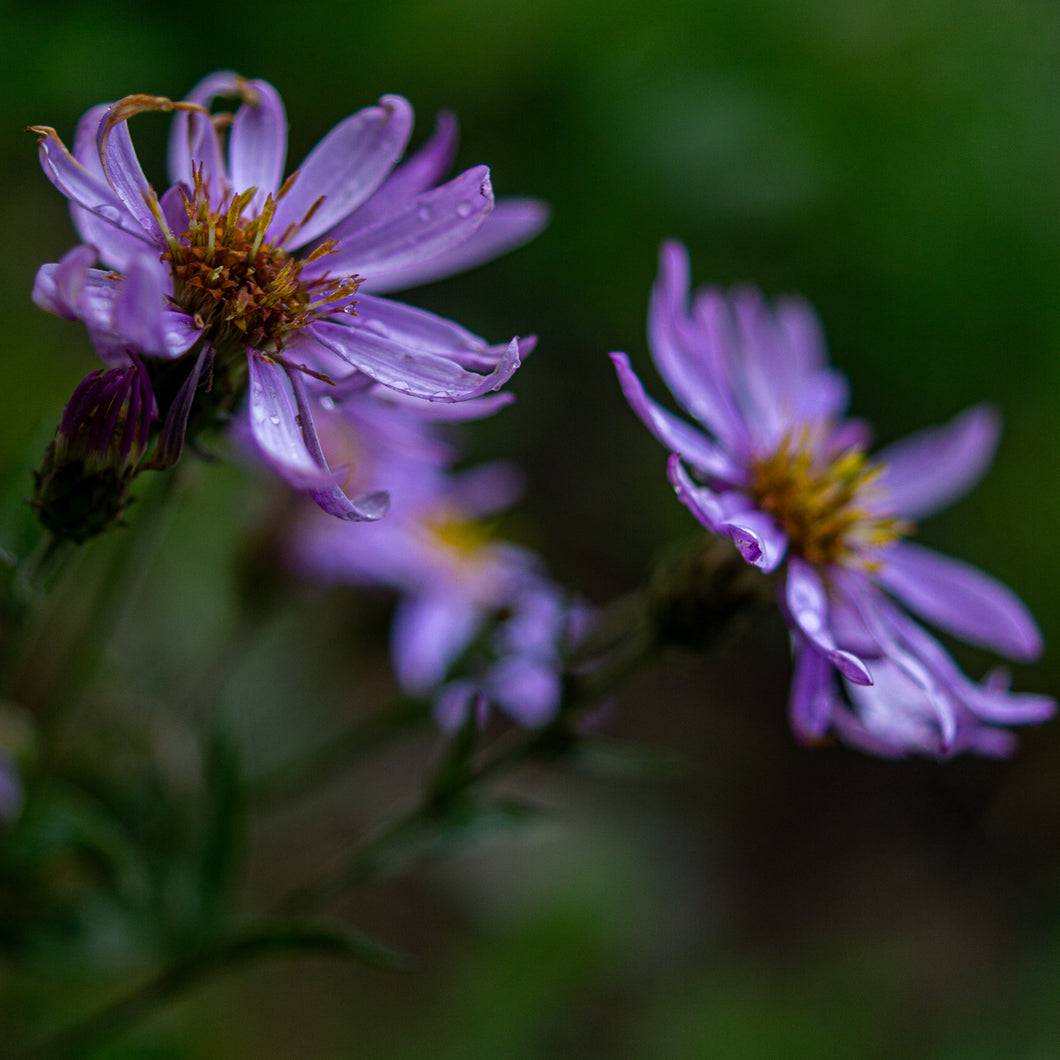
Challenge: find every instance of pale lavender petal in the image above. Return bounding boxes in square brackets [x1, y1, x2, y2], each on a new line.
[359, 197, 549, 294]
[33, 126, 153, 245]
[309, 166, 493, 280]
[246, 354, 337, 488]
[379, 391, 515, 421]
[97, 113, 163, 240]
[168, 70, 236, 191]
[285, 368, 389, 521]
[880, 541, 1042, 662]
[788, 639, 839, 743]
[667, 455, 786, 571]
[391, 591, 483, 694]
[875, 404, 1000, 520]
[784, 559, 872, 684]
[70, 104, 149, 269]
[449, 461, 524, 517]
[308, 321, 521, 402]
[343, 294, 508, 372]
[775, 294, 828, 375]
[326, 110, 459, 242]
[113, 255, 177, 356]
[878, 601, 1055, 726]
[32, 246, 97, 319]
[730, 285, 788, 442]
[486, 656, 561, 728]
[649, 241, 748, 448]
[229, 78, 287, 206]
[270, 95, 414, 248]
[837, 576, 959, 748]
[611, 353, 746, 485]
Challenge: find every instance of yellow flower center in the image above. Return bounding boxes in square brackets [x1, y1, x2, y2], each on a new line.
[748, 431, 908, 568]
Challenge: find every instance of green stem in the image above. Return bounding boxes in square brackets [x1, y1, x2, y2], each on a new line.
[251, 696, 431, 813]
[16, 920, 404, 1060]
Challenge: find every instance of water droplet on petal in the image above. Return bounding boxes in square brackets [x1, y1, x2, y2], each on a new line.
[456, 201, 473, 219]
[417, 205, 433, 223]
[269, 413, 281, 426]
[364, 318, 389, 338]
[95, 204, 122, 223]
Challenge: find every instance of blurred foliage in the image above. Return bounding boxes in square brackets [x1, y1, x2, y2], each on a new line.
[1, 0, 1059, 1056]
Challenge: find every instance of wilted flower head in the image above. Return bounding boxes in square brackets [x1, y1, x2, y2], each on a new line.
[31, 73, 546, 520]
[33, 357, 156, 542]
[290, 394, 572, 732]
[612, 241, 1054, 758]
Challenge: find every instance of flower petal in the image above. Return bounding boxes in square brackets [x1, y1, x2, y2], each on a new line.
[96, 110, 162, 240]
[32, 246, 98, 319]
[359, 197, 550, 294]
[611, 353, 745, 485]
[784, 559, 872, 684]
[486, 655, 561, 728]
[70, 104, 149, 269]
[650, 242, 749, 450]
[666, 455, 786, 571]
[168, 70, 236, 192]
[285, 368, 390, 521]
[32, 126, 153, 245]
[325, 110, 459, 242]
[270, 95, 414, 248]
[875, 404, 1000, 520]
[230, 78, 288, 208]
[308, 165, 494, 281]
[307, 320, 521, 402]
[880, 541, 1042, 662]
[391, 591, 483, 695]
[788, 638, 839, 743]
[246, 354, 338, 488]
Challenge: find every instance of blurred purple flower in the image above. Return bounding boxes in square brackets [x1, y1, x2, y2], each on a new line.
[290, 395, 570, 731]
[30, 73, 546, 520]
[612, 241, 1054, 758]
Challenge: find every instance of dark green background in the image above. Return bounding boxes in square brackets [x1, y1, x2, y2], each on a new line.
[1, 0, 1059, 1055]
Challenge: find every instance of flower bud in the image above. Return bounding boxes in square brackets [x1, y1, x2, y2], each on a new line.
[32, 358, 157, 542]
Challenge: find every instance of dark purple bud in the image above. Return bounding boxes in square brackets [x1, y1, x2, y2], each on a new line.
[54, 356, 156, 474]
[32, 357, 158, 543]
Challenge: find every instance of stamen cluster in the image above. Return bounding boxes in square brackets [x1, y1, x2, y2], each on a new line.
[159, 167, 360, 357]
[749, 432, 906, 568]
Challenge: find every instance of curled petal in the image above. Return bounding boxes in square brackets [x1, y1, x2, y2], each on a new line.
[32, 126, 153, 245]
[168, 70, 239, 191]
[308, 320, 521, 402]
[246, 354, 338, 488]
[97, 107, 163, 239]
[667, 455, 786, 571]
[32, 245, 98, 319]
[880, 541, 1042, 662]
[784, 559, 872, 684]
[270, 95, 414, 248]
[285, 367, 389, 521]
[152, 343, 211, 469]
[875, 404, 1000, 520]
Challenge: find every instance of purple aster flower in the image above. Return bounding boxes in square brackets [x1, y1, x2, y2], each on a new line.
[612, 241, 1054, 758]
[289, 394, 571, 732]
[30, 73, 545, 520]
